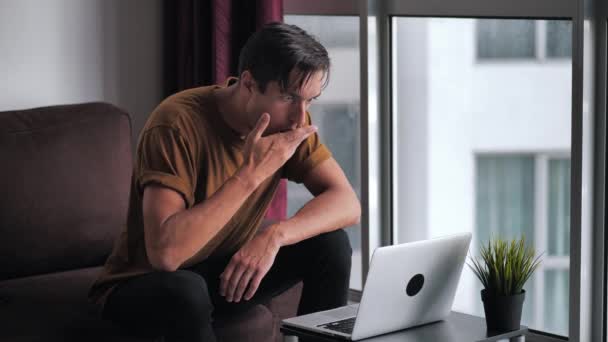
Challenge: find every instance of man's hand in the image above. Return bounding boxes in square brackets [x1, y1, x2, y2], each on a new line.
[236, 113, 317, 189]
[219, 225, 283, 302]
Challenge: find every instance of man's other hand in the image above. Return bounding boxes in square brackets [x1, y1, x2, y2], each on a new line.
[219, 224, 283, 302]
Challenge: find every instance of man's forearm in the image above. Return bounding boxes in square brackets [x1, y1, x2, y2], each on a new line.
[156, 169, 259, 269]
[270, 187, 361, 247]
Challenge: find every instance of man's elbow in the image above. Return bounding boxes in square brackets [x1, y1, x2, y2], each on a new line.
[348, 194, 362, 226]
[352, 202, 362, 225]
[148, 247, 180, 272]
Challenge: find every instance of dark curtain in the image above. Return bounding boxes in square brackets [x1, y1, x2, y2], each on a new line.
[163, 0, 287, 221]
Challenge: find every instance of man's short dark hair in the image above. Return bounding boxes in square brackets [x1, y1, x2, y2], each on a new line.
[238, 22, 330, 93]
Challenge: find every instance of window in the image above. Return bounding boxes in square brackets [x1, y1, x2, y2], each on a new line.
[476, 155, 570, 336]
[476, 20, 572, 60]
[477, 20, 536, 59]
[284, 15, 363, 290]
[546, 21, 572, 59]
[285, 0, 605, 339]
[392, 17, 572, 335]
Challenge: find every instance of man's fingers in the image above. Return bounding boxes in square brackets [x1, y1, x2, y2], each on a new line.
[225, 262, 247, 302]
[298, 125, 317, 136]
[219, 263, 236, 297]
[284, 125, 317, 144]
[244, 273, 264, 301]
[249, 113, 270, 142]
[233, 268, 256, 302]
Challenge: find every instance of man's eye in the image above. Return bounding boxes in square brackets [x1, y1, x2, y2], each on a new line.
[282, 95, 294, 102]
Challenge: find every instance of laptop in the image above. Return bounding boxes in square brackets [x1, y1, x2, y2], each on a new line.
[282, 232, 472, 341]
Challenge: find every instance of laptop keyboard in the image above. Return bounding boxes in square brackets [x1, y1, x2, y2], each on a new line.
[317, 317, 356, 334]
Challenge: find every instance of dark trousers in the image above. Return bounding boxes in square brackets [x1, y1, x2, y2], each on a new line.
[102, 229, 352, 342]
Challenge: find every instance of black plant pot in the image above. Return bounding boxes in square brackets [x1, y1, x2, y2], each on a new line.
[481, 289, 525, 333]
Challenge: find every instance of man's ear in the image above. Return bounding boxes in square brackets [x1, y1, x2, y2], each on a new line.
[240, 70, 255, 93]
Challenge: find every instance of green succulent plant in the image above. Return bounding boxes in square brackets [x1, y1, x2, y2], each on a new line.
[468, 235, 543, 296]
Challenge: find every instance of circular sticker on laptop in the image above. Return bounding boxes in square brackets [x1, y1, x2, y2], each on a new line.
[406, 274, 424, 296]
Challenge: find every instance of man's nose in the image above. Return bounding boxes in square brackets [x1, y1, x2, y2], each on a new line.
[290, 101, 307, 127]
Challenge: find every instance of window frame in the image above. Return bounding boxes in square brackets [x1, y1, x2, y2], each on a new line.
[284, 0, 607, 341]
[596, 3, 608, 342]
[598, 3, 608, 342]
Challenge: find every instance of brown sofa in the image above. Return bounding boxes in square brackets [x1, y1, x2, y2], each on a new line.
[0, 102, 302, 342]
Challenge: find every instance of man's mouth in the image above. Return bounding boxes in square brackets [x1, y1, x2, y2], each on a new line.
[279, 126, 296, 133]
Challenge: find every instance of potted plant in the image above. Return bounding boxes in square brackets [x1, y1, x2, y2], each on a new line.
[468, 236, 542, 333]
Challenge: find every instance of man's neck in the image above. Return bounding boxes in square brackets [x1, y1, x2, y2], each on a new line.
[215, 83, 250, 137]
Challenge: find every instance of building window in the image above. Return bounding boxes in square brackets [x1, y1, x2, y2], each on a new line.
[475, 155, 570, 336]
[476, 20, 572, 60]
[477, 20, 536, 59]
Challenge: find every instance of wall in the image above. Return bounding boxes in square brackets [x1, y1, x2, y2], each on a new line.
[0, 0, 163, 148]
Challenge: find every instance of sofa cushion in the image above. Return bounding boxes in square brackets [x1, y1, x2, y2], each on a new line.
[0, 103, 132, 280]
[0, 266, 150, 342]
[0, 266, 303, 342]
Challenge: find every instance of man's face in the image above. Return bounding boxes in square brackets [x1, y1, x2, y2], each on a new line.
[244, 70, 324, 135]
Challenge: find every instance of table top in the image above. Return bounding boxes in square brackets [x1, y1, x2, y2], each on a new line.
[281, 311, 528, 342]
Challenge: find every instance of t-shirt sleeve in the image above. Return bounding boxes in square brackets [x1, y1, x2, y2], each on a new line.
[136, 126, 199, 208]
[282, 112, 332, 184]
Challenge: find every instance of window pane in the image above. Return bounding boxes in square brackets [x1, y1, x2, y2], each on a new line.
[476, 156, 535, 246]
[545, 269, 569, 336]
[284, 15, 362, 290]
[393, 17, 571, 335]
[546, 21, 572, 58]
[477, 19, 536, 59]
[475, 155, 536, 324]
[548, 159, 571, 256]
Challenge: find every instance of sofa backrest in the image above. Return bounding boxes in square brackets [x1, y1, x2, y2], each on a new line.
[0, 102, 132, 281]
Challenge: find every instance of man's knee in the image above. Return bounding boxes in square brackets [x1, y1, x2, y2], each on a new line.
[314, 229, 353, 271]
[157, 270, 214, 319]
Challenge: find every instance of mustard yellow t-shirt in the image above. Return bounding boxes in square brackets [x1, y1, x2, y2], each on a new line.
[88, 79, 332, 308]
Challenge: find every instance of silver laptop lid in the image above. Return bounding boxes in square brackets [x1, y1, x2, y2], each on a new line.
[351, 232, 472, 340]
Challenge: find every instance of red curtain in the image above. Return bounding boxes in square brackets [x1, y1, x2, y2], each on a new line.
[164, 0, 287, 221]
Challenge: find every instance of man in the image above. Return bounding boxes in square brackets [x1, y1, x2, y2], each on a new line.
[89, 22, 361, 341]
